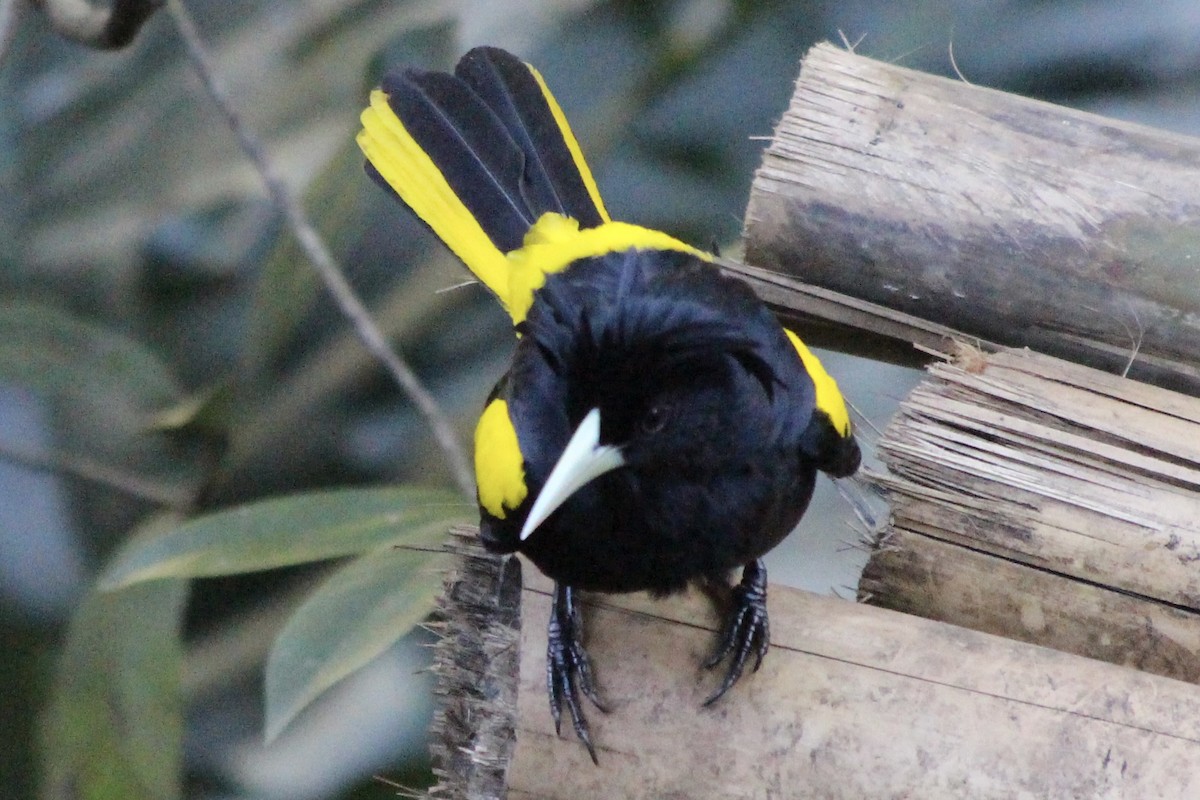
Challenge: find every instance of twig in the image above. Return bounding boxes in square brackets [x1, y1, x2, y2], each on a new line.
[370, 775, 423, 799]
[846, 397, 884, 440]
[836, 29, 866, 54]
[434, 279, 479, 295]
[0, 0, 19, 66]
[0, 440, 191, 507]
[948, 39, 972, 85]
[32, 0, 162, 49]
[1121, 301, 1144, 378]
[1081, 302, 1146, 379]
[164, 0, 474, 498]
[886, 41, 931, 66]
[834, 476, 879, 531]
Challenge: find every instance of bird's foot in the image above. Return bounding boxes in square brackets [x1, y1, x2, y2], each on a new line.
[547, 583, 606, 763]
[703, 559, 770, 706]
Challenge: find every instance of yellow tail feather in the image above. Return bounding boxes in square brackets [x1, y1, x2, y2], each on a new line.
[525, 64, 611, 225]
[358, 89, 514, 312]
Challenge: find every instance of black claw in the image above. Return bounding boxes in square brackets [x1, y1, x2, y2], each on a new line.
[703, 559, 770, 706]
[546, 583, 605, 763]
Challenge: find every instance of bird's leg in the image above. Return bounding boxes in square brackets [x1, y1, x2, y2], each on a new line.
[546, 582, 606, 763]
[703, 558, 770, 706]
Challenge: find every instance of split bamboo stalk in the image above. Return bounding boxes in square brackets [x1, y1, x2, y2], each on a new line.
[741, 42, 1200, 391]
[431, 531, 1200, 799]
[860, 344, 1200, 682]
[426, 40, 1200, 799]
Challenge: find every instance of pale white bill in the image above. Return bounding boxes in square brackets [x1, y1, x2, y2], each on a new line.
[520, 408, 625, 541]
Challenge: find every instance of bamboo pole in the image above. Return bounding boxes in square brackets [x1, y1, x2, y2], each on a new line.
[742, 42, 1200, 392]
[860, 344, 1200, 682]
[431, 531, 1200, 799]
[427, 41, 1200, 798]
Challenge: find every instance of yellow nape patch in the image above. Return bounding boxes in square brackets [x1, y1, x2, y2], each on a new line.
[784, 329, 852, 437]
[505, 213, 712, 324]
[358, 90, 512, 311]
[474, 399, 528, 519]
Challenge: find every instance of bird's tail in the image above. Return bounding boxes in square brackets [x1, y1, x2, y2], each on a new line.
[357, 47, 611, 314]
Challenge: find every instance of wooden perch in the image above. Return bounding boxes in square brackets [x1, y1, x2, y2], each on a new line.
[861, 344, 1200, 682]
[431, 530, 1200, 798]
[427, 41, 1200, 797]
[742, 43, 1200, 393]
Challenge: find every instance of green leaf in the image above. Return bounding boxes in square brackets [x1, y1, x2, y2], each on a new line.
[146, 382, 235, 436]
[0, 300, 179, 406]
[265, 544, 449, 741]
[40, 578, 187, 800]
[100, 486, 470, 588]
[0, 300, 201, 509]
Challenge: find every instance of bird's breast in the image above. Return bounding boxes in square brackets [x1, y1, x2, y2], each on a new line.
[516, 453, 817, 594]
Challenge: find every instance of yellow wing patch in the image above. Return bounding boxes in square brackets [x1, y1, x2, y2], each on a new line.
[474, 398, 528, 519]
[505, 213, 712, 324]
[784, 329, 852, 438]
[357, 90, 513, 312]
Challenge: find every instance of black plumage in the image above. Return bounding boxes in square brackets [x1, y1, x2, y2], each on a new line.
[358, 46, 860, 764]
[482, 250, 825, 595]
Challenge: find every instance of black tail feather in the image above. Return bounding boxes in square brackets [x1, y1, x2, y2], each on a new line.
[379, 68, 535, 253]
[455, 47, 607, 229]
[365, 47, 609, 263]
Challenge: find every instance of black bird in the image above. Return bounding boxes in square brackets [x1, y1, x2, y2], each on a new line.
[358, 46, 860, 762]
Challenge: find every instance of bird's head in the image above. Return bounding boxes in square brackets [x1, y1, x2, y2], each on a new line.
[513, 250, 787, 542]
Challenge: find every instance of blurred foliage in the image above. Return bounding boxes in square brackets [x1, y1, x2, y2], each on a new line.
[3, 1, 832, 796]
[98, 486, 467, 757]
[41, 569, 188, 800]
[7, 0, 1192, 797]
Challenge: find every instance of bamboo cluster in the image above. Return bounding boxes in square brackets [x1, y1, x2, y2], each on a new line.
[429, 42, 1200, 798]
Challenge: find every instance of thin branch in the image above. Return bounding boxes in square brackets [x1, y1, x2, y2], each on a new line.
[834, 476, 879, 532]
[434, 279, 480, 295]
[0, 440, 191, 506]
[164, 0, 474, 498]
[948, 39, 973, 85]
[836, 29, 866, 54]
[846, 396, 884, 440]
[370, 775, 423, 800]
[32, 0, 162, 49]
[1120, 301, 1144, 378]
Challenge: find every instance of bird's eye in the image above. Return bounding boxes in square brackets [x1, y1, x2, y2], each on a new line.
[640, 403, 670, 434]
